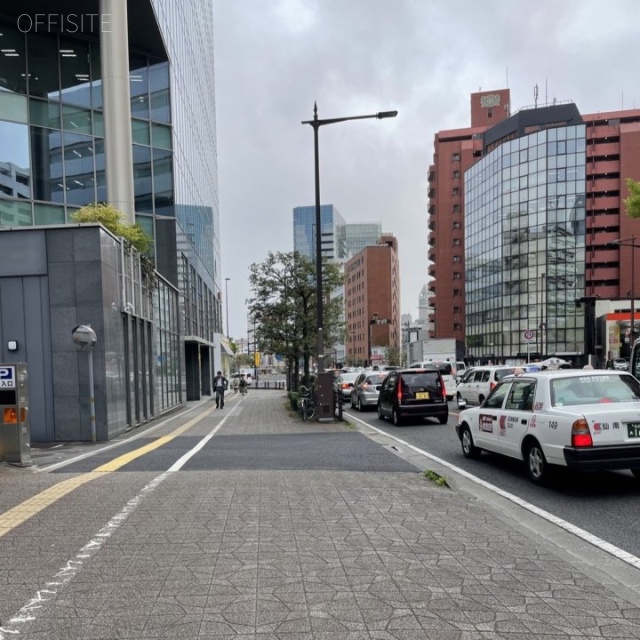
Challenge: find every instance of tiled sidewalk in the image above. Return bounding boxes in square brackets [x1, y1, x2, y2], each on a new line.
[1, 391, 640, 638]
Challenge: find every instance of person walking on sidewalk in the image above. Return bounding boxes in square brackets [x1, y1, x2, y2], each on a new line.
[214, 371, 228, 409]
[232, 375, 239, 393]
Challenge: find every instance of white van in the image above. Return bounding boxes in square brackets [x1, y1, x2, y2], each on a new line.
[409, 361, 455, 400]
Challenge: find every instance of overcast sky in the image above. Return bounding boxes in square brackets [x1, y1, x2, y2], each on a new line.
[212, 0, 638, 339]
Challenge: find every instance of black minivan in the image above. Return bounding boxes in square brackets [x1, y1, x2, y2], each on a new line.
[377, 368, 449, 426]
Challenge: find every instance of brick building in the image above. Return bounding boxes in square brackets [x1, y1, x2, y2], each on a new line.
[427, 89, 512, 341]
[344, 235, 401, 365]
[428, 91, 640, 363]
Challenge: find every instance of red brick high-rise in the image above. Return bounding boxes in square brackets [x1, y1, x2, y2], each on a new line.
[428, 91, 640, 349]
[427, 89, 511, 340]
[344, 235, 401, 365]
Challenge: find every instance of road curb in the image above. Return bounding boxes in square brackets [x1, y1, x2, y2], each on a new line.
[348, 411, 640, 608]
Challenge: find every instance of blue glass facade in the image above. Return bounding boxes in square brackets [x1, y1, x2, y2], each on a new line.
[339, 222, 382, 259]
[465, 124, 587, 360]
[293, 204, 346, 260]
[0, 0, 222, 405]
[0, 26, 174, 232]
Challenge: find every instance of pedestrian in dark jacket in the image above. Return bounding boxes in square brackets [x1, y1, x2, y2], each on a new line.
[214, 371, 228, 408]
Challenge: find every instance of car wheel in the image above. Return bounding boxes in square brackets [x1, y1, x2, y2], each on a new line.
[456, 393, 465, 409]
[526, 440, 550, 485]
[392, 408, 402, 426]
[357, 397, 363, 412]
[460, 425, 480, 459]
[377, 404, 384, 421]
[630, 469, 640, 479]
[438, 414, 449, 425]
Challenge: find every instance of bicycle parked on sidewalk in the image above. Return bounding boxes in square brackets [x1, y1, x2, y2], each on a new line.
[299, 385, 316, 421]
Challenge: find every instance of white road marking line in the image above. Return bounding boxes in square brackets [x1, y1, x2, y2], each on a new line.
[348, 412, 640, 571]
[167, 408, 235, 471]
[0, 408, 236, 638]
[37, 400, 209, 473]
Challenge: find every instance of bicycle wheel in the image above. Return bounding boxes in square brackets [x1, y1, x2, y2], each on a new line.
[306, 402, 316, 420]
[301, 398, 307, 422]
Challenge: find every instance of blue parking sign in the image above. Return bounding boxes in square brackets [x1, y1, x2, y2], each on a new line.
[0, 366, 16, 388]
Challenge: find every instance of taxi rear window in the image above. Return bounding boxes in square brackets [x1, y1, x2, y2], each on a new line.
[495, 368, 516, 381]
[551, 374, 640, 406]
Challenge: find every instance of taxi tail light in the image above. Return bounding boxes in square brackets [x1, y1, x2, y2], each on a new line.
[3, 407, 17, 424]
[362, 383, 371, 391]
[490, 382, 496, 392]
[571, 419, 593, 448]
[340, 383, 350, 389]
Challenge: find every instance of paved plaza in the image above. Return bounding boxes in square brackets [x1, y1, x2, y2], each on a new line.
[1, 390, 640, 639]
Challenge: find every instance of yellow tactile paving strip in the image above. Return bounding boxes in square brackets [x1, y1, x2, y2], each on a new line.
[0, 405, 215, 538]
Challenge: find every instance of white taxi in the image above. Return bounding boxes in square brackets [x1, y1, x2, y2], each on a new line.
[455, 370, 640, 484]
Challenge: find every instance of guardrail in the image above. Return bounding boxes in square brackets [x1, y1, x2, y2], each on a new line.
[250, 381, 286, 390]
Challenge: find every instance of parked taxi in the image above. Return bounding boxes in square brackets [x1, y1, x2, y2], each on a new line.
[455, 370, 640, 484]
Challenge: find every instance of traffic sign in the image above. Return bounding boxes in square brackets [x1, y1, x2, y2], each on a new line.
[523, 330, 536, 343]
[0, 366, 16, 388]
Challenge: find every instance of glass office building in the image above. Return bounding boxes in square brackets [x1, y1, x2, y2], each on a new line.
[293, 204, 346, 260]
[0, 0, 222, 407]
[465, 114, 587, 362]
[292, 206, 382, 261]
[338, 222, 382, 259]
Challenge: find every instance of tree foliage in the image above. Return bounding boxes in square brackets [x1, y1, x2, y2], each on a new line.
[248, 251, 345, 388]
[71, 203, 153, 254]
[384, 345, 402, 367]
[624, 178, 640, 219]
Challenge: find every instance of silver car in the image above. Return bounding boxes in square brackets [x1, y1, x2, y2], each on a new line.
[333, 372, 361, 403]
[350, 372, 388, 411]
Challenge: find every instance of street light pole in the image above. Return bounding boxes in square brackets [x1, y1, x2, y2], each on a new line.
[632, 238, 636, 345]
[538, 272, 545, 359]
[224, 277, 230, 338]
[369, 312, 379, 366]
[302, 103, 397, 373]
[609, 236, 638, 347]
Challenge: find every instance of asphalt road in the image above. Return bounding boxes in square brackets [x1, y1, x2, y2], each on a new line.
[343, 401, 640, 559]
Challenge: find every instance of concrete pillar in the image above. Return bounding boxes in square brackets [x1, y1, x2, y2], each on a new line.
[100, 0, 135, 223]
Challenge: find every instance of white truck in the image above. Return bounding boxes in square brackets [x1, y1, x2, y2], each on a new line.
[417, 339, 464, 366]
[408, 338, 466, 398]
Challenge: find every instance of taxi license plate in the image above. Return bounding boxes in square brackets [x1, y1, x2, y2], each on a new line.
[415, 392, 430, 400]
[627, 423, 640, 438]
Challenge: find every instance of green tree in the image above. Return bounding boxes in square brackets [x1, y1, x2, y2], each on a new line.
[71, 203, 156, 286]
[384, 345, 402, 367]
[624, 178, 640, 219]
[71, 203, 153, 254]
[248, 251, 344, 389]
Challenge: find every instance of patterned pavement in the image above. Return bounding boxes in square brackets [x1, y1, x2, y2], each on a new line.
[1, 391, 640, 639]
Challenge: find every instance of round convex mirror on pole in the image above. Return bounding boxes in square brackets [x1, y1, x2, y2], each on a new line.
[72, 325, 98, 442]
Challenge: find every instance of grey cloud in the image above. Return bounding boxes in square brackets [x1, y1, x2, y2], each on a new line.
[213, 0, 639, 336]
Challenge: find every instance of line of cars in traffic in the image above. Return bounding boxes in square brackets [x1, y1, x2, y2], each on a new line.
[332, 361, 640, 485]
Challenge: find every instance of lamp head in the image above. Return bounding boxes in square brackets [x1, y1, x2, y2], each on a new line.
[377, 110, 398, 119]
